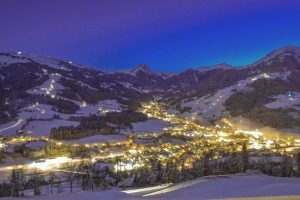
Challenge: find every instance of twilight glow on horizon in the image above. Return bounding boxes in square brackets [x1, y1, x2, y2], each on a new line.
[1, 0, 300, 72]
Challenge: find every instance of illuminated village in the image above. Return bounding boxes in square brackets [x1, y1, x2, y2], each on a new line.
[0, 100, 300, 198]
[1, 1, 300, 199]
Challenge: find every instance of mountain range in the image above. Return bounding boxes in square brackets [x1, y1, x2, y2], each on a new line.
[0, 45, 300, 130]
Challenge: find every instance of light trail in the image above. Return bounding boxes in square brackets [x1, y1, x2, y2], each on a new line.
[54, 169, 91, 175]
[122, 183, 173, 194]
[0, 164, 27, 171]
[143, 178, 208, 196]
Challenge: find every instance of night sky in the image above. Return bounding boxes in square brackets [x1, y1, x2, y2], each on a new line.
[1, 0, 300, 72]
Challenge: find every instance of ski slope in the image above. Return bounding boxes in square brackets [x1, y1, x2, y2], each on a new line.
[4, 173, 300, 200]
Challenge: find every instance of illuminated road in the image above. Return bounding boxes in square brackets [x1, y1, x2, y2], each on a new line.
[0, 156, 87, 181]
[1, 101, 300, 182]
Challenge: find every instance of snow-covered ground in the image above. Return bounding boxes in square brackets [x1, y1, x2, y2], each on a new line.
[19, 104, 68, 120]
[63, 134, 127, 145]
[4, 173, 300, 200]
[126, 119, 170, 135]
[265, 92, 300, 110]
[0, 52, 86, 70]
[27, 73, 64, 99]
[75, 100, 124, 116]
[22, 119, 79, 137]
[0, 99, 124, 137]
[180, 72, 292, 122]
[24, 141, 47, 150]
[0, 119, 26, 136]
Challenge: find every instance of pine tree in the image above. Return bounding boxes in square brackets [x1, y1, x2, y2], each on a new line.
[281, 156, 293, 177]
[19, 169, 26, 197]
[57, 180, 63, 193]
[297, 152, 300, 177]
[242, 142, 249, 172]
[9, 169, 20, 197]
[65, 163, 77, 192]
[156, 161, 164, 183]
[30, 171, 42, 196]
[203, 152, 211, 176]
[49, 172, 55, 193]
[80, 163, 94, 191]
[0, 150, 4, 163]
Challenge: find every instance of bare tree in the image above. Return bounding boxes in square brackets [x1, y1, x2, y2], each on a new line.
[19, 169, 26, 197]
[49, 172, 55, 194]
[64, 162, 77, 192]
[242, 142, 249, 172]
[30, 171, 42, 196]
[9, 169, 20, 197]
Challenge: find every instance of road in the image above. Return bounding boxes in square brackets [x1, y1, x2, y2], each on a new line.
[0, 119, 24, 132]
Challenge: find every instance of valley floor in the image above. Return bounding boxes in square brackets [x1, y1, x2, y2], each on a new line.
[4, 172, 300, 200]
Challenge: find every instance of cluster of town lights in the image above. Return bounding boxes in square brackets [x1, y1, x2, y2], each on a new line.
[2, 101, 300, 173]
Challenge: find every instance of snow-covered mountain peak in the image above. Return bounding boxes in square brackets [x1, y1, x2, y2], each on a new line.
[130, 64, 152, 75]
[196, 63, 232, 72]
[253, 45, 300, 66]
[0, 51, 86, 70]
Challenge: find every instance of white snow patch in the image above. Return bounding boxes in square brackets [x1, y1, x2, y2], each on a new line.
[24, 141, 47, 150]
[0, 52, 87, 70]
[128, 119, 170, 135]
[4, 173, 300, 200]
[64, 134, 127, 145]
[252, 46, 300, 66]
[265, 92, 300, 110]
[26, 73, 64, 98]
[97, 100, 124, 113]
[23, 119, 79, 137]
[180, 72, 292, 121]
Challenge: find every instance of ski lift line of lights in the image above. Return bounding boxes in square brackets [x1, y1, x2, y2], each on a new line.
[38, 79, 57, 98]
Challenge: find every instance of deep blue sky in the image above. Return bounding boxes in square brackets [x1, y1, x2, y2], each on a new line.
[1, 0, 300, 72]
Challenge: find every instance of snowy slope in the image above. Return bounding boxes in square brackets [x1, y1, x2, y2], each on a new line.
[4, 173, 300, 200]
[196, 63, 233, 73]
[0, 52, 85, 70]
[251, 45, 300, 66]
[180, 71, 293, 122]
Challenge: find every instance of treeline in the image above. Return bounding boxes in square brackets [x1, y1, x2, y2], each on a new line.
[50, 126, 115, 140]
[131, 144, 300, 187]
[104, 111, 148, 129]
[0, 169, 46, 197]
[0, 62, 50, 124]
[50, 111, 148, 140]
[43, 97, 80, 114]
[74, 111, 148, 129]
[60, 78, 109, 104]
[225, 78, 292, 116]
[0, 161, 115, 197]
[44, 142, 89, 157]
[1, 145, 300, 197]
[225, 78, 300, 128]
